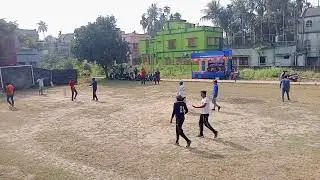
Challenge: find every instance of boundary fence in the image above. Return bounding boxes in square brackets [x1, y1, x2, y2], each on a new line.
[0, 65, 77, 89]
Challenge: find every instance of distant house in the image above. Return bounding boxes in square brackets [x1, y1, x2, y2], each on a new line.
[42, 33, 74, 58]
[57, 33, 74, 58]
[231, 45, 297, 67]
[297, 7, 320, 66]
[121, 31, 150, 65]
[0, 34, 18, 66]
[17, 48, 41, 66]
[17, 29, 39, 45]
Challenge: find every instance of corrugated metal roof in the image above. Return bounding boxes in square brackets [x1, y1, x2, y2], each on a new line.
[302, 7, 320, 17]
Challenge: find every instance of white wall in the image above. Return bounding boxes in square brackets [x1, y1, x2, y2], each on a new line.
[232, 46, 296, 67]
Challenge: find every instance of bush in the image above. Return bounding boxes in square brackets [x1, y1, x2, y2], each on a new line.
[240, 67, 283, 80]
[40, 55, 105, 77]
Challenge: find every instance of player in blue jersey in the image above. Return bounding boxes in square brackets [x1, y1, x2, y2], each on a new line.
[170, 95, 191, 147]
[89, 78, 98, 101]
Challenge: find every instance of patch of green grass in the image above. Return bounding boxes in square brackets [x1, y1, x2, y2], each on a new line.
[157, 64, 198, 79]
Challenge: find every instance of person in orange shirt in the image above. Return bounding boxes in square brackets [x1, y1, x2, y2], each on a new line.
[5, 83, 15, 107]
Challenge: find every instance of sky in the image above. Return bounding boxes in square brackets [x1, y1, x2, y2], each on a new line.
[1, 0, 319, 39]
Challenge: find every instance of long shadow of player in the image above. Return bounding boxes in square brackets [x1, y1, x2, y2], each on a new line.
[187, 147, 225, 159]
[213, 138, 250, 151]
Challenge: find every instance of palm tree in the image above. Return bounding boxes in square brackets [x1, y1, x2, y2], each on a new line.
[147, 3, 160, 36]
[140, 14, 148, 33]
[37, 21, 48, 39]
[163, 6, 171, 18]
[201, 0, 222, 26]
[173, 13, 182, 20]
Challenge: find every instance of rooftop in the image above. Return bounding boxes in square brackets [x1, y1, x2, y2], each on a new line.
[301, 7, 320, 17]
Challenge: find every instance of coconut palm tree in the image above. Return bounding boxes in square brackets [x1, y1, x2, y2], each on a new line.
[173, 13, 182, 20]
[37, 20, 48, 39]
[163, 6, 171, 18]
[140, 14, 148, 34]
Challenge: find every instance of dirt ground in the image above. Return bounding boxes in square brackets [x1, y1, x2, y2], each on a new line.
[0, 80, 319, 180]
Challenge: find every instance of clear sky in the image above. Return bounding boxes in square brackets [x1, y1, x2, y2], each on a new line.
[2, 0, 319, 38]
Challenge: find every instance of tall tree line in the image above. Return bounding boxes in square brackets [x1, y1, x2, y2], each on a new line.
[140, 4, 182, 37]
[202, 0, 311, 47]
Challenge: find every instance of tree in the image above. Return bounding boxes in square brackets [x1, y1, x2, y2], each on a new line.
[163, 6, 171, 18]
[0, 19, 18, 39]
[37, 20, 48, 39]
[140, 4, 183, 36]
[72, 15, 130, 78]
[202, 0, 309, 47]
[140, 14, 148, 33]
[173, 13, 182, 20]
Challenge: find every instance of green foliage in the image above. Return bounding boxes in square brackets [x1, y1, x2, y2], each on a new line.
[0, 19, 18, 39]
[140, 4, 183, 36]
[202, 0, 309, 46]
[40, 55, 105, 77]
[72, 15, 130, 77]
[240, 67, 283, 79]
[240, 67, 320, 80]
[37, 20, 48, 38]
[157, 64, 198, 79]
[157, 65, 320, 80]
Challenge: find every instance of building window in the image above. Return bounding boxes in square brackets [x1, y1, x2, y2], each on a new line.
[305, 40, 311, 52]
[239, 57, 249, 66]
[284, 55, 290, 59]
[187, 38, 197, 47]
[259, 56, 266, 66]
[207, 37, 215, 46]
[168, 39, 176, 49]
[306, 20, 312, 28]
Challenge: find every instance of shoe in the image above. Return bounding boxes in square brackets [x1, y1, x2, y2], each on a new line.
[197, 134, 204, 138]
[186, 140, 191, 148]
[214, 131, 218, 139]
[212, 109, 216, 111]
[218, 106, 221, 111]
[175, 142, 179, 146]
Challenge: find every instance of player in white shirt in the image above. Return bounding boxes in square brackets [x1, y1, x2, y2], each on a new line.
[36, 78, 45, 95]
[192, 90, 218, 138]
[177, 81, 186, 102]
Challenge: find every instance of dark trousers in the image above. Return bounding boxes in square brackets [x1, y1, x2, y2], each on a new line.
[71, 88, 78, 101]
[176, 119, 190, 143]
[7, 95, 14, 107]
[282, 89, 290, 102]
[154, 76, 160, 84]
[93, 88, 98, 101]
[141, 77, 146, 85]
[199, 114, 217, 136]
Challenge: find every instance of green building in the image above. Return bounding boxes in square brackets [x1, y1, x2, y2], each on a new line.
[139, 20, 223, 66]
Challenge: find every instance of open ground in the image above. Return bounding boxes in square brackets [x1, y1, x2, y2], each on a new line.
[0, 81, 319, 180]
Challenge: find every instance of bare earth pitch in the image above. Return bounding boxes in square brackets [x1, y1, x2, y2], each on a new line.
[0, 81, 319, 180]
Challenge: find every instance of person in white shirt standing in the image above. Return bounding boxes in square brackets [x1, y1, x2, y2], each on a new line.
[177, 81, 186, 102]
[192, 90, 218, 138]
[36, 78, 45, 95]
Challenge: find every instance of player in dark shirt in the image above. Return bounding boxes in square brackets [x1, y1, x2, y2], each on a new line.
[170, 95, 191, 147]
[89, 78, 98, 101]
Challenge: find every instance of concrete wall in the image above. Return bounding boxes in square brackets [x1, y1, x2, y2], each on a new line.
[232, 46, 296, 67]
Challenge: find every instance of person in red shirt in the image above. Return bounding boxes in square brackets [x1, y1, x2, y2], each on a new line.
[69, 79, 78, 101]
[5, 83, 15, 107]
[140, 68, 146, 85]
